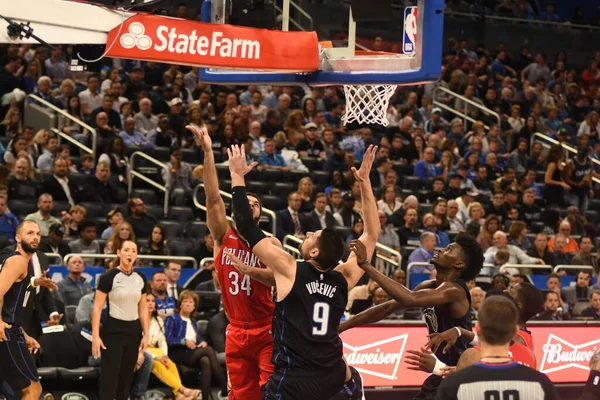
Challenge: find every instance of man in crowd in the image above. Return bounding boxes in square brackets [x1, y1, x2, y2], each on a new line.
[527, 232, 556, 266]
[548, 220, 579, 253]
[571, 236, 597, 270]
[56, 255, 93, 306]
[397, 207, 420, 246]
[25, 194, 65, 236]
[42, 158, 83, 207]
[0, 195, 19, 245]
[580, 291, 600, 320]
[301, 192, 337, 233]
[407, 232, 436, 273]
[126, 198, 157, 238]
[164, 261, 184, 300]
[484, 231, 542, 266]
[561, 270, 592, 310]
[275, 192, 305, 241]
[257, 139, 287, 172]
[83, 161, 120, 204]
[532, 291, 562, 321]
[150, 271, 176, 317]
[68, 220, 100, 266]
[36, 135, 59, 171]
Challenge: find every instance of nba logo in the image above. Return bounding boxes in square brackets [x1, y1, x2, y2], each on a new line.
[403, 6, 418, 56]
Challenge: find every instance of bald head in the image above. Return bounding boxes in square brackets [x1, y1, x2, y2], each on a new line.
[403, 195, 419, 210]
[492, 230, 508, 249]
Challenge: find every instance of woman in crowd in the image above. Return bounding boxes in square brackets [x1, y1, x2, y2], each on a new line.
[139, 225, 170, 268]
[102, 207, 124, 239]
[92, 240, 148, 400]
[302, 98, 317, 123]
[411, 134, 425, 163]
[165, 291, 228, 400]
[31, 128, 49, 159]
[146, 293, 201, 400]
[284, 110, 305, 150]
[477, 214, 500, 251]
[120, 102, 134, 129]
[544, 144, 569, 207]
[508, 220, 532, 252]
[196, 91, 215, 120]
[578, 110, 600, 138]
[187, 104, 205, 133]
[436, 150, 454, 182]
[101, 67, 122, 93]
[377, 184, 402, 217]
[518, 115, 537, 142]
[465, 151, 480, 181]
[467, 201, 486, 226]
[297, 176, 314, 213]
[432, 198, 450, 232]
[59, 95, 85, 136]
[345, 219, 364, 247]
[0, 107, 23, 137]
[23, 59, 41, 93]
[214, 124, 237, 156]
[99, 136, 129, 183]
[105, 221, 136, 262]
[3, 135, 31, 168]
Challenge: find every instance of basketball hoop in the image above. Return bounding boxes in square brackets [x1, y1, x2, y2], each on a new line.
[341, 84, 396, 126]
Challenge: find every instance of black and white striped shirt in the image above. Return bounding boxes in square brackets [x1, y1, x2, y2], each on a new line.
[97, 268, 146, 321]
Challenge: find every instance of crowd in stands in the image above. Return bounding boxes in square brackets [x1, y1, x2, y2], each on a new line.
[3, 16, 600, 394]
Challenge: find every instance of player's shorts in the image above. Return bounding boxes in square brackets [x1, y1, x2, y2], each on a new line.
[0, 326, 38, 391]
[413, 374, 442, 400]
[226, 318, 274, 400]
[263, 360, 346, 400]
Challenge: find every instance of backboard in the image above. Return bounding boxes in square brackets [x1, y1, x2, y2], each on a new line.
[198, 0, 444, 86]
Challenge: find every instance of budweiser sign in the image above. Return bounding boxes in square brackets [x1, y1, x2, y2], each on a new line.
[105, 14, 319, 71]
[539, 334, 600, 374]
[343, 333, 407, 380]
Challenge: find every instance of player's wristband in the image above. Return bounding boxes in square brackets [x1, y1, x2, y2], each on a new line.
[431, 355, 447, 376]
[358, 260, 369, 266]
[469, 333, 479, 346]
[30, 276, 37, 288]
[454, 327, 462, 338]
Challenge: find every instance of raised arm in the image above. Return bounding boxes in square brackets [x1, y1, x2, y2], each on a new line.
[188, 125, 229, 244]
[335, 145, 381, 290]
[225, 249, 276, 287]
[228, 145, 297, 299]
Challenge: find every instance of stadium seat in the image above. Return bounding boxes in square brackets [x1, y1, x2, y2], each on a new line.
[216, 164, 230, 180]
[41, 170, 53, 182]
[57, 367, 99, 381]
[54, 201, 71, 215]
[38, 367, 59, 382]
[261, 195, 286, 211]
[146, 205, 166, 220]
[213, 151, 225, 164]
[247, 180, 270, 196]
[181, 148, 199, 164]
[262, 169, 285, 182]
[65, 305, 77, 325]
[168, 239, 195, 256]
[97, 239, 107, 253]
[393, 163, 413, 177]
[8, 200, 37, 218]
[168, 206, 194, 224]
[287, 170, 309, 184]
[590, 198, 600, 211]
[403, 176, 422, 190]
[186, 221, 208, 240]
[151, 147, 170, 161]
[310, 170, 330, 185]
[132, 188, 158, 205]
[585, 210, 599, 225]
[219, 179, 232, 192]
[94, 217, 109, 235]
[573, 299, 591, 318]
[272, 182, 295, 197]
[79, 202, 106, 219]
[300, 157, 318, 171]
[69, 173, 88, 189]
[159, 221, 183, 239]
[418, 203, 432, 215]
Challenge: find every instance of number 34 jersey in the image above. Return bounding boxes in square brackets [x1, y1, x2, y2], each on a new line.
[272, 261, 348, 372]
[216, 228, 274, 324]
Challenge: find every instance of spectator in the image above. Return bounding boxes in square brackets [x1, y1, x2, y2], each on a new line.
[532, 291, 562, 321]
[36, 134, 59, 171]
[446, 199, 465, 232]
[377, 210, 400, 251]
[507, 139, 529, 174]
[275, 192, 305, 241]
[66, 205, 87, 238]
[68, 219, 101, 266]
[301, 192, 337, 233]
[56, 255, 93, 306]
[539, 2, 561, 22]
[145, 293, 201, 400]
[126, 197, 158, 239]
[544, 144, 568, 207]
[79, 75, 102, 117]
[162, 146, 197, 207]
[140, 225, 170, 268]
[0, 194, 19, 244]
[104, 221, 136, 258]
[571, 236, 597, 270]
[260, 109, 283, 138]
[25, 193, 64, 236]
[521, 53, 551, 84]
[39, 223, 70, 258]
[4, 135, 30, 168]
[518, 188, 541, 227]
[79, 154, 95, 175]
[484, 191, 507, 223]
[377, 184, 402, 217]
[526, 232, 556, 268]
[91, 94, 122, 131]
[134, 98, 158, 135]
[470, 286, 485, 320]
[346, 279, 377, 315]
[407, 232, 436, 273]
[42, 158, 82, 207]
[564, 146, 594, 213]
[334, 192, 361, 228]
[548, 220, 580, 253]
[257, 139, 287, 172]
[422, 213, 450, 247]
[372, 287, 389, 306]
[249, 90, 268, 122]
[455, 189, 477, 222]
[297, 123, 326, 160]
[508, 221, 532, 252]
[297, 177, 315, 213]
[164, 261, 183, 299]
[466, 201, 485, 226]
[165, 291, 228, 400]
[579, 291, 600, 320]
[195, 269, 221, 292]
[83, 161, 120, 204]
[150, 271, 176, 318]
[194, 232, 214, 263]
[102, 207, 124, 239]
[561, 270, 592, 310]
[551, 233, 573, 267]
[414, 147, 440, 181]
[120, 116, 151, 149]
[483, 231, 542, 265]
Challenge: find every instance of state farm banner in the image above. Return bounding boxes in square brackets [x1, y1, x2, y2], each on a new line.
[340, 324, 600, 387]
[105, 15, 319, 71]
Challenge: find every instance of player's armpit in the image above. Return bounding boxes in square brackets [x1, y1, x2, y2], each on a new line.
[456, 348, 481, 371]
[0, 257, 28, 296]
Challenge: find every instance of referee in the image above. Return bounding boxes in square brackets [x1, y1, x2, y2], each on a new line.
[92, 240, 149, 400]
[435, 296, 558, 400]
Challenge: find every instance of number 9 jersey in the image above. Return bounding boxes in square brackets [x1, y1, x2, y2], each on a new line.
[216, 228, 275, 324]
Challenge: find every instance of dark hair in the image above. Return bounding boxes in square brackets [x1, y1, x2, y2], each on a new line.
[175, 290, 199, 319]
[455, 232, 484, 281]
[314, 228, 345, 270]
[148, 224, 165, 245]
[151, 270, 166, 281]
[478, 296, 518, 346]
[169, 146, 181, 156]
[105, 136, 125, 157]
[547, 273, 560, 282]
[514, 282, 544, 323]
[78, 219, 96, 235]
[547, 144, 563, 164]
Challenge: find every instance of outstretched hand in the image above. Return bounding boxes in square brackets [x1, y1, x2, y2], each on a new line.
[224, 250, 250, 275]
[35, 271, 58, 291]
[186, 125, 212, 152]
[348, 240, 368, 268]
[425, 329, 459, 355]
[227, 145, 258, 177]
[351, 145, 378, 183]
[405, 347, 435, 373]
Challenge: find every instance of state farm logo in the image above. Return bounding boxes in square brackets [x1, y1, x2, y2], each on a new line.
[120, 22, 152, 50]
[539, 334, 600, 374]
[343, 334, 407, 380]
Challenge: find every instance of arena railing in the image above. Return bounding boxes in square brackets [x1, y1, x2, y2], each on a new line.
[128, 151, 170, 217]
[432, 86, 501, 131]
[45, 252, 63, 265]
[63, 253, 199, 269]
[266, 0, 313, 31]
[193, 183, 277, 236]
[531, 132, 600, 185]
[26, 94, 97, 159]
[406, 262, 514, 288]
[498, 264, 554, 275]
[283, 235, 400, 275]
[200, 257, 215, 269]
[554, 265, 595, 274]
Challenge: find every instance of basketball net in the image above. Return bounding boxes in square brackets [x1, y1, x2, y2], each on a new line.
[341, 84, 396, 127]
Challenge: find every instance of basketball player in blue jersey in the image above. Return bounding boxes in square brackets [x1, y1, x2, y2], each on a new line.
[226, 144, 380, 400]
[0, 220, 57, 399]
[340, 234, 484, 399]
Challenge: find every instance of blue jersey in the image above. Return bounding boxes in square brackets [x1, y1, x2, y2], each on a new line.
[0, 252, 32, 327]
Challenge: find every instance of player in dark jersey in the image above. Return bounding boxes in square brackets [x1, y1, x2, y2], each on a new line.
[189, 124, 279, 399]
[581, 348, 600, 400]
[339, 233, 484, 399]
[564, 145, 599, 213]
[435, 296, 559, 400]
[0, 220, 56, 399]
[419, 282, 543, 373]
[227, 144, 380, 400]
